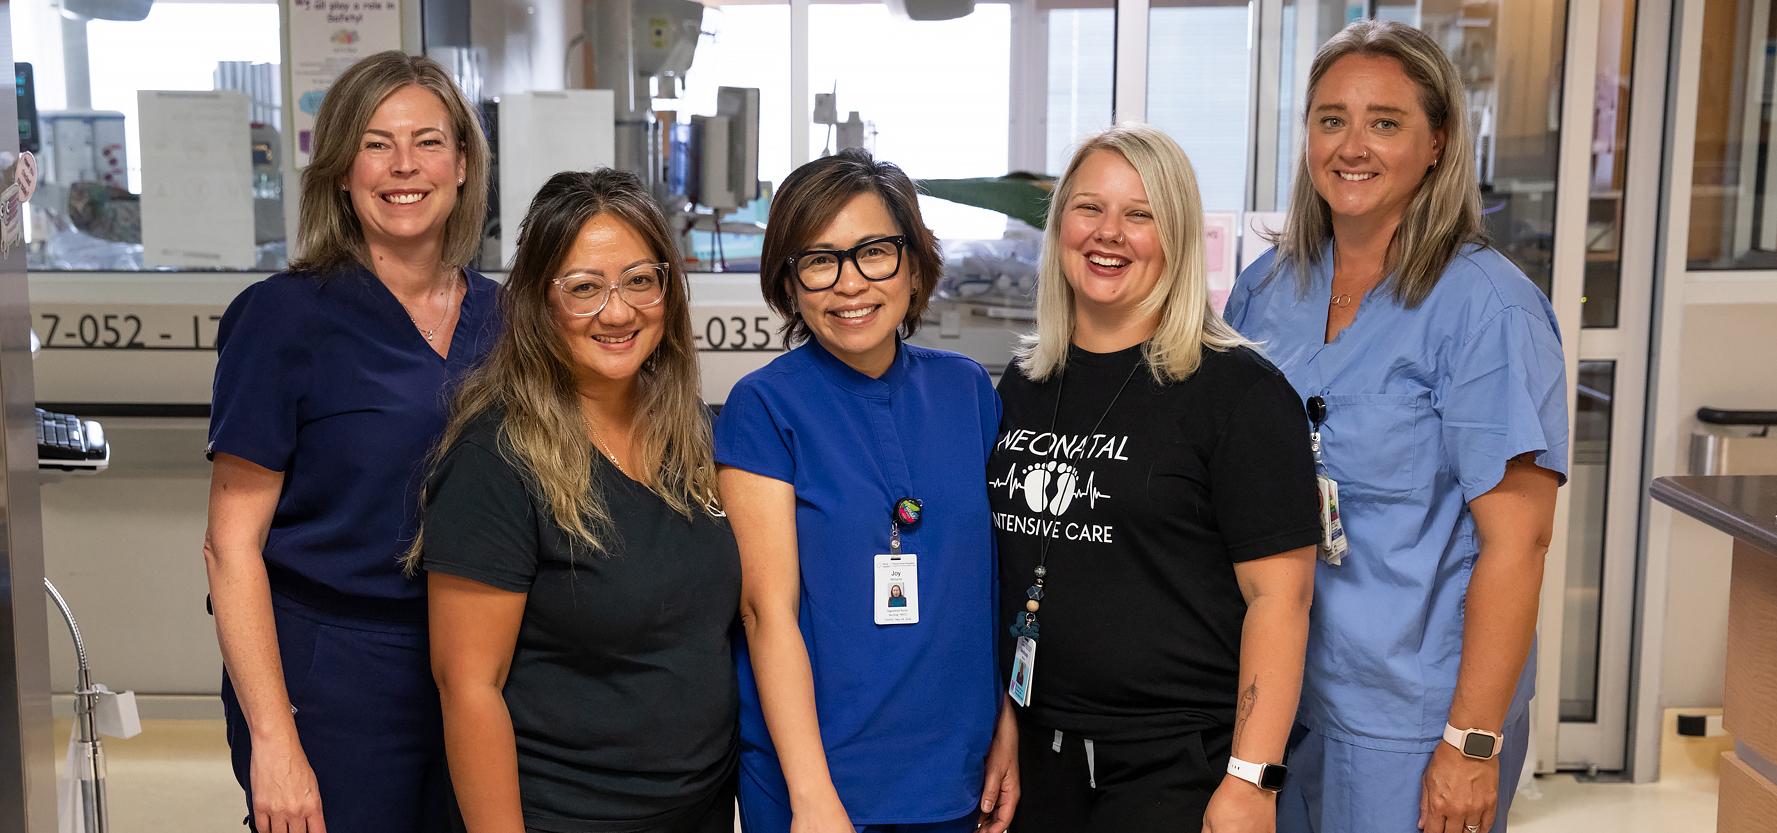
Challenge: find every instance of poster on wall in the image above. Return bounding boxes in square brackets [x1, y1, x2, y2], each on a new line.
[139, 91, 255, 269]
[286, 0, 402, 167]
[1203, 212, 1238, 315]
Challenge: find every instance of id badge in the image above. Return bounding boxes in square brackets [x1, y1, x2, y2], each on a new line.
[873, 552, 919, 625]
[1316, 473, 1348, 566]
[1008, 636, 1036, 707]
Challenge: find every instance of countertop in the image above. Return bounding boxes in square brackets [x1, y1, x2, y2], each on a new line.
[1650, 475, 1777, 552]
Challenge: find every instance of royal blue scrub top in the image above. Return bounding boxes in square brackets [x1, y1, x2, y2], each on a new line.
[208, 265, 501, 621]
[714, 339, 1001, 825]
[1224, 244, 1568, 751]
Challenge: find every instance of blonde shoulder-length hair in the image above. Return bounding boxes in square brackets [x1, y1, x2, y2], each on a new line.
[1269, 19, 1484, 307]
[1013, 123, 1251, 384]
[404, 169, 716, 569]
[290, 51, 490, 274]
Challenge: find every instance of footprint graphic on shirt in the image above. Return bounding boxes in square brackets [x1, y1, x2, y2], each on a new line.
[1048, 462, 1079, 514]
[1021, 464, 1049, 513]
[1021, 461, 1080, 515]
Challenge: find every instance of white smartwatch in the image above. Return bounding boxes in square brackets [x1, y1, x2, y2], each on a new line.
[1443, 723, 1503, 760]
[1226, 755, 1288, 792]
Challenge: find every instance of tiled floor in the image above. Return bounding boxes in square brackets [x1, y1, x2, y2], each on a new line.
[58, 720, 1718, 832]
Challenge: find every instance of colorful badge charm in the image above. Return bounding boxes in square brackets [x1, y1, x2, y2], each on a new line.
[893, 497, 923, 528]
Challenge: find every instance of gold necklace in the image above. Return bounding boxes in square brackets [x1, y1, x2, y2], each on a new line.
[581, 412, 627, 476]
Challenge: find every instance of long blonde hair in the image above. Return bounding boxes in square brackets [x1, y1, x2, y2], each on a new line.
[291, 51, 490, 274]
[1269, 19, 1484, 307]
[1014, 123, 1251, 384]
[405, 170, 715, 567]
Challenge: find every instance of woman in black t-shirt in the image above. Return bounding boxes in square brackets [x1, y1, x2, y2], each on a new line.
[407, 170, 739, 833]
[988, 124, 1320, 833]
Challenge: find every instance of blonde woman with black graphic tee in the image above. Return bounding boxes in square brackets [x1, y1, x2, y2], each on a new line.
[987, 123, 1321, 833]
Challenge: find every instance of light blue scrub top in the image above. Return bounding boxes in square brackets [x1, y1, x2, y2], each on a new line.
[1225, 243, 1569, 751]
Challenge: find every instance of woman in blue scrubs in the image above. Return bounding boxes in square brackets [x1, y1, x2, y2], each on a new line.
[715, 149, 1019, 833]
[203, 52, 498, 833]
[1225, 20, 1568, 833]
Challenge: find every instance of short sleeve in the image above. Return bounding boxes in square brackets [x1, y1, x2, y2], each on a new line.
[419, 439, 541, 592]
[1437, 305, 1570, 502]
[207, 282, 310, 470]
[714, 377, 795, 483]
[1210, 373, 1323, 562]
[1223, 262, 1260, 330]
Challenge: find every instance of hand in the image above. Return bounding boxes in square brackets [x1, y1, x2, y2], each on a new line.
[790, 790, 854, 833]
[1418, 742, 1498, 833]
[249, 733, 327, 833]
[977, 702, 1021, 833]
[1201, 774, 1276, 833]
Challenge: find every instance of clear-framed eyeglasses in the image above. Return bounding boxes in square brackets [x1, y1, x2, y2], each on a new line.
[553, 263, 670, 317]
[788, 235, 907, 292]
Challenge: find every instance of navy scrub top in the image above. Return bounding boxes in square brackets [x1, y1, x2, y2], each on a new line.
[714, 339, 1002, 825]
[208, 265, 502, 622]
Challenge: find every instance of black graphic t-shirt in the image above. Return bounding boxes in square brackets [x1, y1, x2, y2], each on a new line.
[990, 342, 1320, 741]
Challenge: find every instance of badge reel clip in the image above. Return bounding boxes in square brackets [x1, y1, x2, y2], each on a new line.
[874, 498, 923, 626]
[1307, 396, 1348, 566]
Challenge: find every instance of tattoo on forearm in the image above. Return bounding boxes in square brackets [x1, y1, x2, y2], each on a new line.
[1234, 679, 1258, 747]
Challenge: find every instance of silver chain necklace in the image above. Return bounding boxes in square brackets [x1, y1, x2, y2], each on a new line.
[403, 271, 461, 342]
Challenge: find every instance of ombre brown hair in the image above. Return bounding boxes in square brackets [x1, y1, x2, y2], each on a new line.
[290, 51, 490, 274]
[405, 169, 715, 566]
[758, 149, 942, 347]
[1268, 19, 1484, 307]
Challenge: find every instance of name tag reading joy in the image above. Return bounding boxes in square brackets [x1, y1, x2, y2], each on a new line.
[873, 552, 919, 625]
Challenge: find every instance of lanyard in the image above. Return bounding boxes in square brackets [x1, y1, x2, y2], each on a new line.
[1009, 356, 1143, 642]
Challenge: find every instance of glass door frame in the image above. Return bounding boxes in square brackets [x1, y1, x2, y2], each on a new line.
[1555, 0, 1670, 776]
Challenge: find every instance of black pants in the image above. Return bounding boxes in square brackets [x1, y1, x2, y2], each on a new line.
[1011, 716, 1231, 833]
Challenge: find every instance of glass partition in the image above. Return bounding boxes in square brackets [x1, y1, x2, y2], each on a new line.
[1147, 0, 1253, 214]
[1685, 0, 1777, 270]
[16, 0, 284, 271]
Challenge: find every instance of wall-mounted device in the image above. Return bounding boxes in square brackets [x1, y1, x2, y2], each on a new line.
[16, 63, 39, 154]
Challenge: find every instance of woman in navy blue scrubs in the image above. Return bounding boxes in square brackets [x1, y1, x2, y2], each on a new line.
[715, 149, 1018, 833]
[202, 51, 498, 833]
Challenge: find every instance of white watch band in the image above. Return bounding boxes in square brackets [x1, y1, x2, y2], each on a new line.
[1442, 723, 1502, 759]
[1226, 755, 1267, 786]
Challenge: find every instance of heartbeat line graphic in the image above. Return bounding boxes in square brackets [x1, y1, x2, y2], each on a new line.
[991, 463, 1112, 516]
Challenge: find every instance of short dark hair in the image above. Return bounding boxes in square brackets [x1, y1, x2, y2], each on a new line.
[759, 149, 941, 347]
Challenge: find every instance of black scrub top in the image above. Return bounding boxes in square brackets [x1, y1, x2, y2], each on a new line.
[421, 413, 741, 830]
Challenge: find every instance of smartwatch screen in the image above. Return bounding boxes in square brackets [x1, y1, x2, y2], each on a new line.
[1258, 763, 1288, 791]
[1462, 733, 1497, 758]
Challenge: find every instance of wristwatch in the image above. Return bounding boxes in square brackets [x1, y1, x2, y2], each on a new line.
[1443, 723, 1503, 760]
[1226, 755, 1288, 792]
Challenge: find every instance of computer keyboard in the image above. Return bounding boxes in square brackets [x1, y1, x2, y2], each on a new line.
[37, 408, 109, 471]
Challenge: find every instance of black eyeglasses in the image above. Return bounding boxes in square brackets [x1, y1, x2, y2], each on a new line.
[787, 235, 907, 291]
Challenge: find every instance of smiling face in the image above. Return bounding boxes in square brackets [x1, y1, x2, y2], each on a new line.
[1306, 54, 1444, 232]
[345, 84, 466, 256]
[551, 213, 668, 394]
[1057, 149, 1166, 321]
[792, 192, 912, 377]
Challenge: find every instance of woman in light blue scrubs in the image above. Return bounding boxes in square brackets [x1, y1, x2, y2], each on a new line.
[1225, 20, 1567, 833]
